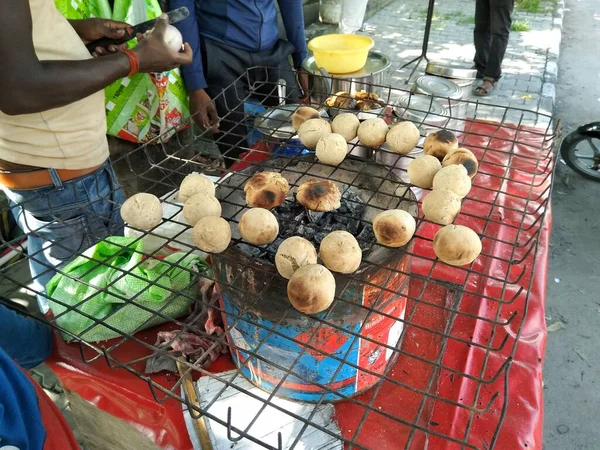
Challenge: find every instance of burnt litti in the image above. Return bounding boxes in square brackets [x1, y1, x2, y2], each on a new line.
[424, 130, 459, 160]
[296, 179, 341, 212]
[244, 171, 290, 209]
[442, 148, 479, 178]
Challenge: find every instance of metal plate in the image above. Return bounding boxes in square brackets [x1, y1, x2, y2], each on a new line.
[425, 62, 477, 80]
[413, 75, 463, 99]
[302, 51, 391, 78]
[254, 104, 327, 139]
[393, 93, 449, 127]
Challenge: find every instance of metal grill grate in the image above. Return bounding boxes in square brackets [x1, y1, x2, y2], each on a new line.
[0, 67, 558, 450]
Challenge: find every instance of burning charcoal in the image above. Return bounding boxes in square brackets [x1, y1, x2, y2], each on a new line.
[277, 201, 294, 215]
[333, 213, 350, 225]
[331, 223, 347, 231]
[293, 211, 307, 223]
[314, 231, 329, 245]
[347, 219, 361, 235]
[357, 225, 375, 244]
[237, 243, 263, 259]
[307, 210, 324, 224]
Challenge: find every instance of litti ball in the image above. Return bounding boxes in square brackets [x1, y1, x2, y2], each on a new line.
[178, 172, 216, 202]
[298, 119, 332, 149]
[316, 133, 348, 165]
[183, 193, 221, 226]
[357, 118, 388, 148]
[238, 208, 279, 246]
[432, 164, 472, 198]
[319, 230, 362, 274]
[422, 189, 462, 225]
[407, 155, 442, 189]
[433, 224, 482, 266]
[192, 216, 231, 253]
[423, 130, 459, 160]
[275, 236, 318, 279]
[287, 264, 336, 314]
[120, 193, 162, 230]
[331, 113, 360, 142]
[373, 209, 416, 247]
[386, 121, 420, 155]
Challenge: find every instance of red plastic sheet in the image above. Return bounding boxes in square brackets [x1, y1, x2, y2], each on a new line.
[47, 119, 551, 449]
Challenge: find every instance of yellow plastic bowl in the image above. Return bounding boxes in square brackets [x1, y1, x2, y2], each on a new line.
[307, 34, 374, 74]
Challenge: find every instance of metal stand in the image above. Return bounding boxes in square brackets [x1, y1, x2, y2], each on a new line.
[398, 0, 436, 83]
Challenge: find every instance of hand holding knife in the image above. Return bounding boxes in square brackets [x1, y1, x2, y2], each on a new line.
[85, 7, 190, 53]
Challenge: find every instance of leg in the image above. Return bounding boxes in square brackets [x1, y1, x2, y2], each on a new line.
[4, 161, 125, 313]
[338, 0, 369, 34]
[473, 0, 492, 77]
[0, 303, 52, 369]
[483, 0, 514, 81]
[202, 39, 252, 168]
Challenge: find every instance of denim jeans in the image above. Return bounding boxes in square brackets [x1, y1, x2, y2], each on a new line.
[0, 303, 51, 369]
[2, 161, 125, 313]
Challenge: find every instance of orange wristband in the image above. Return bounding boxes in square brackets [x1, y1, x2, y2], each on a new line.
[122, 49, 139, 77]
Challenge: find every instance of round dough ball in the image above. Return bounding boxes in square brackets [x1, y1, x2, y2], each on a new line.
[193, 216, 231, 253]
[442, 148, 479, 179]
[433, 225, 482, 266]
[296, 179, 341, 212]
[423, 130, 458, 160]
[316, 133, 348, 165]
[319, 230, 362, 274]
[183, 193, 222, 226]
[244, 171, 290, 209]
[432, 165, 472, 198]
[298, 119, 332, 149]
[178, 172, 216, 203]
[287, 264, 336, 314]
[386, 121, 420, 155]
[275, 236, 318, 279]
[238, 208, 279, 246]
[331, 113, 360, 142]
[357, 118, 388, 148]
[121, 193, 162, 230]
[407, 155, 442, 189]
[373, 209, 416, 248]
[422, 189, 461, 225]
[292, 107, 320, 130]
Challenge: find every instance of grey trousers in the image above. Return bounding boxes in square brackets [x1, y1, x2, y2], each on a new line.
[201, 38, 302, 167]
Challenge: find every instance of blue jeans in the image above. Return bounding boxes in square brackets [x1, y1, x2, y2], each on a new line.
[0, 303, 51, 369]
[2, 161, 125, 313]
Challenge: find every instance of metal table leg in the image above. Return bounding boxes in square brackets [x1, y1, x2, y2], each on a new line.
[398, 0, 436, 82]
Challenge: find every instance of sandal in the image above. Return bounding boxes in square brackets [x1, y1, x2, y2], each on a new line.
[474, 78, 497, 97]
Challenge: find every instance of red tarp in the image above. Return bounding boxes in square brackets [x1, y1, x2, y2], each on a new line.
[47, 119, 551, 449]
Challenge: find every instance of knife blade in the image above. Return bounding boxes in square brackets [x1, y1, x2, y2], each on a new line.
[85, 7, 190, 53]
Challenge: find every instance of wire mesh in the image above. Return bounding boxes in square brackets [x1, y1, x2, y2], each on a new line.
[0, 66, 558, 450]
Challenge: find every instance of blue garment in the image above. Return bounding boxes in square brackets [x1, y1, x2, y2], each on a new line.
[171, 0, 308, 91]
[2, 161, 125, 313]
[0, 347, 47, 450]
[0, 304, 52, 369]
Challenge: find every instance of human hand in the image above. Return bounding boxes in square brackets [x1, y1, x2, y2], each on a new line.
[133, 15, 193, 73]
[297, 68, 310, 103]
[189, 89, 220, 131]
[70, 18, 131, 55]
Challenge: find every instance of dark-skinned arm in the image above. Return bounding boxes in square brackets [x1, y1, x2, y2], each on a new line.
[0, 1, 192, 116]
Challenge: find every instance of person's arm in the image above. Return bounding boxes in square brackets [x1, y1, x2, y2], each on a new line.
[169, 0, 219, 130]
[0, 1, 192, 116]
[277, 0, 308, 69]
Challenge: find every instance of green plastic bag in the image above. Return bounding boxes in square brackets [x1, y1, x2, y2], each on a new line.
[54, 0, 190, 143]
[54, 0, 111, 19]
[47, 236, 208, 343]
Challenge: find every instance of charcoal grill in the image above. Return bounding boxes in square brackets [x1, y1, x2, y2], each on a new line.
[0, 66, 559, 449]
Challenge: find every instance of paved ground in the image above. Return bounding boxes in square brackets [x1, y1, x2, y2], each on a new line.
[307, 0, 560, 123]
[543, 0, 600, 448]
